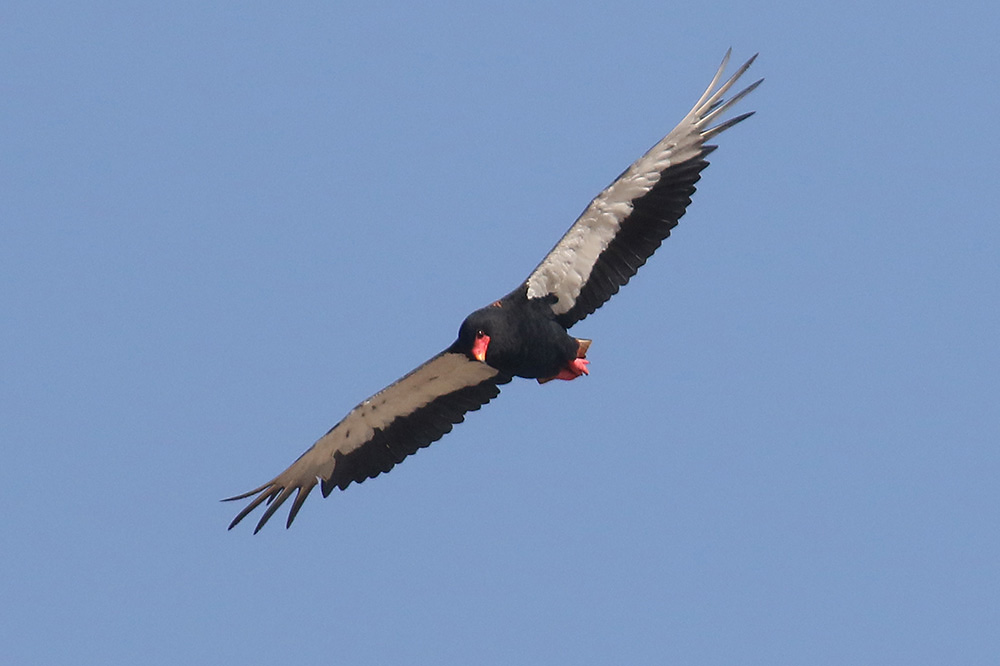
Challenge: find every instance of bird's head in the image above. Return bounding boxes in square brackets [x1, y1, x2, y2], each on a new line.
[454, 305, 511, 364]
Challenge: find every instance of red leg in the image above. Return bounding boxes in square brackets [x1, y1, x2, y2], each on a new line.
[551, 358, 589, 381]
[538, 339, 592, 384]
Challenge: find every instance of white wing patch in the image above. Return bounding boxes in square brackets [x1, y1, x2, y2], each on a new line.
[526, 50, 757, 315]
[526, 147, 676, 314]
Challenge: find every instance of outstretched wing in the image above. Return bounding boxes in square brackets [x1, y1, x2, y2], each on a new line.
[523, 50, 761, 328]
[225, 351, 511, 533]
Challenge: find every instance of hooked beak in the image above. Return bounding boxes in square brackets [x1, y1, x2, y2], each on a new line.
[472, 332, 490, 362]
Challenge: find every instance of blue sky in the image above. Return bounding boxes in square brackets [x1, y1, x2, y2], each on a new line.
[3, 2, 999, 664]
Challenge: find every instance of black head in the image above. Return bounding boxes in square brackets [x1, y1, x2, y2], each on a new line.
[453, 305, 515, 364]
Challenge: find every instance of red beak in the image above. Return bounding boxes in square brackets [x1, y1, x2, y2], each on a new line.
[472, 333, 490, 362]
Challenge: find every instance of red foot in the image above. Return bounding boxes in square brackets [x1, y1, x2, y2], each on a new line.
[539, 358, 590, 383]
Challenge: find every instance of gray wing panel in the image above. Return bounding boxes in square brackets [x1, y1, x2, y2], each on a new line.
[523, 51, 761, 327]
[225, 351, 510, 533]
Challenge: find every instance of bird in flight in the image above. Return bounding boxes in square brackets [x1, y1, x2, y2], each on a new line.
[226, 50, 761, 533]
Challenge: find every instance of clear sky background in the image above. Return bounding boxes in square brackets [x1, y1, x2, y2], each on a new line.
[3, 2, 998, 665]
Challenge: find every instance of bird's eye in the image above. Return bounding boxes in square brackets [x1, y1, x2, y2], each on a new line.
[476, 330, 487, 339]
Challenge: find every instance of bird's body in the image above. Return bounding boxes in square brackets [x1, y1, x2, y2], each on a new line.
[456, 293, 582, 380]
[226, 51, 761, 532]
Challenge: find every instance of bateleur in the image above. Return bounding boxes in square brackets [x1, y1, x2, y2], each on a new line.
[226, 50, 761, 532]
